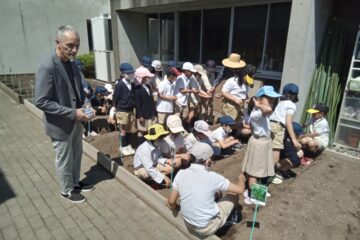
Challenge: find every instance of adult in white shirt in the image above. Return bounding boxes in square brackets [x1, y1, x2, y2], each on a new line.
[173, 62, 198, 123]
[221, 53, 248, 122]
[167, 142, 245, 238]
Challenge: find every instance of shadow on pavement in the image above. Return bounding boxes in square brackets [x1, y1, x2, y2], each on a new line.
[81, 163, 115, 186]
[0, 168, 16, 204]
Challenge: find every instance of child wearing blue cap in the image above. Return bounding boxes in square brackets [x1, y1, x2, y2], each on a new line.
[209, 115, 241, 153]
[269, 83, 300, 184]
[241, 85, 282, 205]
[112, 63, 136, 156]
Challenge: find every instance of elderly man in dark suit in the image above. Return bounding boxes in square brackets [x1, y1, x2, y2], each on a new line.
[35, 25, 94, 203]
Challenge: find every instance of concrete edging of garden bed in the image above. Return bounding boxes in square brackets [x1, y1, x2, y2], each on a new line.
[23, 98, 219, 240]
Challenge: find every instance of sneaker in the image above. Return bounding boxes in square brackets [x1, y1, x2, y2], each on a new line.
[89, 131, 99, 136]
[120, 146, 132, 156]
[244, 197, 254, 205]
[128, 145, 136, 155]
[74, 182, 95, 192]
[232, 143, 244, 151]
[266, 191, 271, 197]
[61, 190, 86, 203]
[281, 170, 297, 179]
[271, 176, 283, 185]
[243, 190, 255, 205]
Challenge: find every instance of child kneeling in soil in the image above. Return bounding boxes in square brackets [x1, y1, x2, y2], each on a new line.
[156, 115, 191, 166]
[242, 86, 282, 205]
[167, 142, 245, 238]
[133, 124, 181, 188]
[300, 103, 330, 155]
[210, 115, 242, 153]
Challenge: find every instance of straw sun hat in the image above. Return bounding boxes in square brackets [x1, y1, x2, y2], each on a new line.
[222, 53, 246, 69]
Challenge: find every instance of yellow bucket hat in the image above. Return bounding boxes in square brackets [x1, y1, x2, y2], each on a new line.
[144, 124, 169, 140]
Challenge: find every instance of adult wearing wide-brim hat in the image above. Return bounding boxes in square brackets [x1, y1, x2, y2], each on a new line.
[221, 53, 248, 123]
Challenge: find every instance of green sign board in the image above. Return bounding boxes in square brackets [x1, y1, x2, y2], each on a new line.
[250, 183, 268, 206]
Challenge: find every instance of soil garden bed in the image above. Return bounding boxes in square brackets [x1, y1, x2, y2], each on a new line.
[87, 124, 360, 240]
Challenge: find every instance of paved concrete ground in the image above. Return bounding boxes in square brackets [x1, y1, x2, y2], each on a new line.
[0, 89, 188, 240]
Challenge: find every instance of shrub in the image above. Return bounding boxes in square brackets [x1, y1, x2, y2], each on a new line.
[77, 52, 95, 78]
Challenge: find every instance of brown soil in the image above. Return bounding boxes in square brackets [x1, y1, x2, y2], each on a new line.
[89, 130, 360, 240]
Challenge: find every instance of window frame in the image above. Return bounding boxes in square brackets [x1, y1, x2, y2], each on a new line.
[145, 1, 291, 80]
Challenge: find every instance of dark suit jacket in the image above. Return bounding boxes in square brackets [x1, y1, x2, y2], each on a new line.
[134, 84, 156, 119]
[35, 52, 84, 140]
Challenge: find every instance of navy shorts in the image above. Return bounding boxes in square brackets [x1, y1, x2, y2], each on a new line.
[280, 139, 301, 167]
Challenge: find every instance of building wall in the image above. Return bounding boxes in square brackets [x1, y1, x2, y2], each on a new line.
[281, 0, 334, 121]
[0, 0, 110, 74]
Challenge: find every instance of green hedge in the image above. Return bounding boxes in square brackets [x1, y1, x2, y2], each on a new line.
[77, 52, 95, 79]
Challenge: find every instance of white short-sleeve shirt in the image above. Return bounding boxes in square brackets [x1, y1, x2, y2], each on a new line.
[250, 107, 271, 138]
[173, 164, 230, 228]
[156, 79, 175, 113]
[209, 127, 227, 143]
[222, 77, 248, 99]
[308, 117, 329, 146]
[174, 74, 192, 106]
[270, 100, 297, 124]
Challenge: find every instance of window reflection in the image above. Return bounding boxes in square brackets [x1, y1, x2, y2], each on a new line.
[202, 8, 231, 64]
[232, 5, 267, 68]
[161, 13, 174, 61]
[179, 10, 201, 62]
[147, 14, 159, 59]
[263, 2, 291, 72]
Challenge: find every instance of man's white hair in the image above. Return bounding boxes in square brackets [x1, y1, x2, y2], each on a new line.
[56, 25, 79, 41]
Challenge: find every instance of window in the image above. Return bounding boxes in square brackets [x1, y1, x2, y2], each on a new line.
[263, 2, 291, 72]
[147, 14, 160, 59]
[232, 5, 268, 68]
[86, 19, 93, 51]
[145, 1, 291, 77]
[202, 8, 231, 64]
[160, 13, 175, 61]
[179, 10, 201, 63]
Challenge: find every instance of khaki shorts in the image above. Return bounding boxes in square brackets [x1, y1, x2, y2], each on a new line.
[157, 112, 171, 126]
[222, 99, 243, 122]
[116, 111, 134, 132]
[174, 102, 190, 119]
[185, 200, 234, 236]
[270, 121, 285, 149]
[134, 164, 168, 180]
[136, 116, 157, 132]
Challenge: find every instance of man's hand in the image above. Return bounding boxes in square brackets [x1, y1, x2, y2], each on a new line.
[76, 109, 92, 122]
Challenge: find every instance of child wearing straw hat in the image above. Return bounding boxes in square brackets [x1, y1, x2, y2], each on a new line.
[134, 66, 157, 146]
[221, 53, 248, 122]
[133, 124, 181, 188]
[241, 86, 282, 205]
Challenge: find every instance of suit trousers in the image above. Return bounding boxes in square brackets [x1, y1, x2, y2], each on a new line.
[52, 122, 83, 194]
